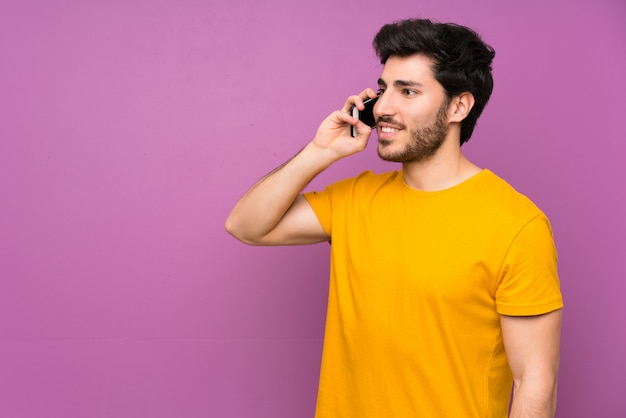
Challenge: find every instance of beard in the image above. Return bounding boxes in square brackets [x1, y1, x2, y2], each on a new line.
[377, 101, 450, 163]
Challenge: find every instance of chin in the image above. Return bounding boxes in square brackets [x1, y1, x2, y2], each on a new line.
[377, 142, 403, 162]
[377, 149, 406, 163]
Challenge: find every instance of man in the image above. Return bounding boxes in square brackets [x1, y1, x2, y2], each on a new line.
[226, 18, 563, 418]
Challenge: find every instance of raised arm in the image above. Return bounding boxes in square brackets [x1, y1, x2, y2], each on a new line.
[225, 90, 378, 246]
[501, 309, 563, 418]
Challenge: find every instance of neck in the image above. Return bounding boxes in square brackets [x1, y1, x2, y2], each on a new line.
[401, 135, 481, 191]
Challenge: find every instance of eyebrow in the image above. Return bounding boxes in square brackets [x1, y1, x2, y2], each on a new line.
[378, 78, 425, 88]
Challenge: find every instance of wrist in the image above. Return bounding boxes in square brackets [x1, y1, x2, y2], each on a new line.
[302, 141, 341, 169]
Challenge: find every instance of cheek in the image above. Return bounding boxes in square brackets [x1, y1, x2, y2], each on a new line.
[413, 105, 443, 124]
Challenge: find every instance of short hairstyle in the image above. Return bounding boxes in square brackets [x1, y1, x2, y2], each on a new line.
[373, 18, 495, 144]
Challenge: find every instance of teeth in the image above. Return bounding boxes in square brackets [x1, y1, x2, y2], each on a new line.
[381, 127, 397, 133]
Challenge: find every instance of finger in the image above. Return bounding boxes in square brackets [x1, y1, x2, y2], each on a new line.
[343, 88, 378, 113]
[360, 87, 379, 100]
[329, 110, 366, 135]
[352, 120, 373, 139]
[343, 94, 363, 113]
[331, 109, 358, 124]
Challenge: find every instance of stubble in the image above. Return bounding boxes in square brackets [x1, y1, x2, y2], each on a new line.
[377, 101, 450, 164]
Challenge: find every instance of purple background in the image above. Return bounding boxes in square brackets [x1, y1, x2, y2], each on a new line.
[1, 0, 624, 417]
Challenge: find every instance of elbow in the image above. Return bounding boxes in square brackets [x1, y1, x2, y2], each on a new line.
[224, 216, 246, 243]
[224, 214, 237, 238]
[224, 216, 263, 246]
[224, 219, 238, 240]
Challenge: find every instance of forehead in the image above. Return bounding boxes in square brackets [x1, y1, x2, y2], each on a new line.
[379, 54, 439, 86]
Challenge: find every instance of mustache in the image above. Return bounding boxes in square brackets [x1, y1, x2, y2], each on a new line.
[376, 115, 405, 129]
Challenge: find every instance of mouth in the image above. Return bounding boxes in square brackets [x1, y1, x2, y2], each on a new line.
[380, 126, 400, 134]
[377, 121, 403, 140]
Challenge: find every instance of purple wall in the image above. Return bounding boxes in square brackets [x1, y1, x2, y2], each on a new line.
[1, 0, 624, 417]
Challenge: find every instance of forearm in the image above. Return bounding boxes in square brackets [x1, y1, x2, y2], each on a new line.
[509, 378, 558, 418]
[500, 309, 562, 418]
[226, 92, 374, 245]
[225, 142, 335, 244]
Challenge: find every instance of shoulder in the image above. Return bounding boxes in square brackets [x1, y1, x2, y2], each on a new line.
[455, 170, 555, 246]
[303, 170, 400, 217]
[334, 170, 399, 188]
[302, 170, 400, 235]
[308, 170, 400, 198]
[477, 170, 546, 220]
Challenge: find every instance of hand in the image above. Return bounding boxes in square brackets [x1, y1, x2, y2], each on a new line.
[311, 88, 379, 160]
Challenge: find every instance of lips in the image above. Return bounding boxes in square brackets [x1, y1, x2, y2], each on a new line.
[380, 126, 399, 134]
[376, 114, 404, 141]
[377, 116, 404, 131]
[377, 119, 403, 139]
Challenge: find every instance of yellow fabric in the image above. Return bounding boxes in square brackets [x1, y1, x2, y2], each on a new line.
[303, 169, 563, 418]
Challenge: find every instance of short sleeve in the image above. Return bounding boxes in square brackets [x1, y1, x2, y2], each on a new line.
[303, 187, 333, 237]
[495, 214, 564, 316]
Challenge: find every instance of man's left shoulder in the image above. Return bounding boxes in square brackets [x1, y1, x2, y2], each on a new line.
[478, 170, 548, 224]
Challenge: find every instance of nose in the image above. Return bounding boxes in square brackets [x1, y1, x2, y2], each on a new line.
[373, 91, 394, 121]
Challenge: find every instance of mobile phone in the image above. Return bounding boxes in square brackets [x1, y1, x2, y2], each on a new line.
[350, 95, 379, 137]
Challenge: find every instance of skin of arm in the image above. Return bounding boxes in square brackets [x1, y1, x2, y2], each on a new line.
[225, 89, 378, 246]
[501, 309, 563, 418]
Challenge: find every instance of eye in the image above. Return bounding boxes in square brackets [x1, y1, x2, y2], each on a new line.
[402, 88, 418, 96]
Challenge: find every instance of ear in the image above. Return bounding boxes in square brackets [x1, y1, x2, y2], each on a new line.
[448, 92, 475, 123]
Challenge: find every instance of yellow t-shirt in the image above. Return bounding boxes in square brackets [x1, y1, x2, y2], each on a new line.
[303, 169, 563, 418]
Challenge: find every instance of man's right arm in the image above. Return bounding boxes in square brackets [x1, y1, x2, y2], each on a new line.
[225, 91, 377, 246]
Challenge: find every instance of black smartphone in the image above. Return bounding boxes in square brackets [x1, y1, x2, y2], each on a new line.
[350, 95, 379, 137]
